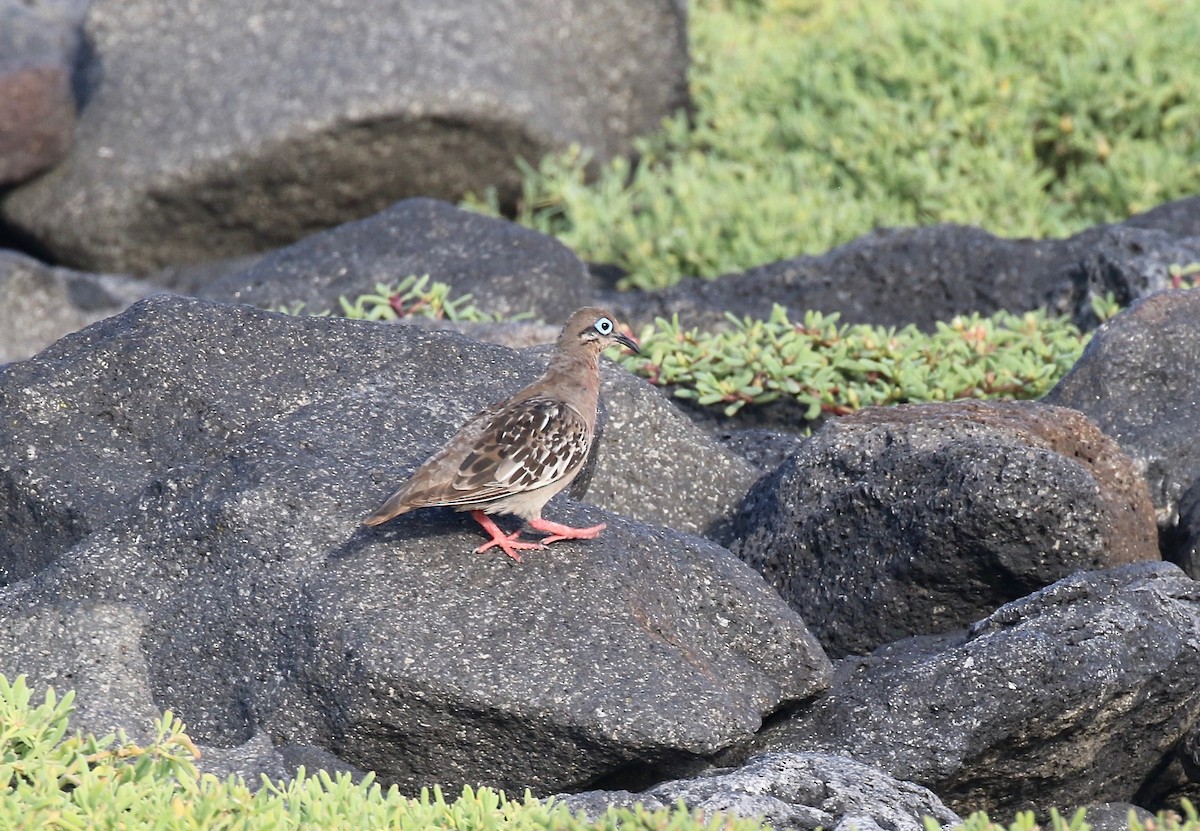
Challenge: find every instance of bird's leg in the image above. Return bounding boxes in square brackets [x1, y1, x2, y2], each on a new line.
[470, 510, 545, 562]
[527, 517, 607, 546]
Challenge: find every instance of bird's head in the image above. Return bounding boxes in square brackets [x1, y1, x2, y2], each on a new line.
[561, 307, 640, 356]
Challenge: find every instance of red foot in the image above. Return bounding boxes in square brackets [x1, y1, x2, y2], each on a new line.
[470, 511, 544, 563]
[528, 517, 607, 546]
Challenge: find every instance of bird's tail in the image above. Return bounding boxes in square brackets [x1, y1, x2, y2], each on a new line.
[362, 490, 412, 527]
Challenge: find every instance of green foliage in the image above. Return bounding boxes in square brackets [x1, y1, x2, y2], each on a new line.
[472, 0, 1200, 290]
[279, 274, 518, 322]
[0, 673, 764, 830]
[619, 305, 1087, 419]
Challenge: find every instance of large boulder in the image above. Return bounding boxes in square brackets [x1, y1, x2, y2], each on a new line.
[0, 0, 84, 186]
[0, 295, 830, 793]
[1045, 289, 1200, 535]
[725, 400, 1158, 657]
[752, 563, 1200, 817]
[1, 0, 689, 273]
[198, 198, 603, 323]
[621, 197, 1200, 332]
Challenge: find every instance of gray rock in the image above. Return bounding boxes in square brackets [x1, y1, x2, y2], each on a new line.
[0, 294, 830, 794]
[198, 198, 599, 322]
[1050, 227, 1200, 330]
[0, 599, 162, 743]
[0, 250, 160, 364]
[725, 400, 1159, 657]
[754, 563, 1200, 817]
[1, 0, 689, 273]
[561, 752, 961, 831]
[619, 197, 1200, 333]
[623, 223, 1095, 332]
[715, 428, 808, 475]
[1045, 289, 1200, 531]
[1080, 803, 1155, 831]
[1175, 479, 1200, 581]
[0, 0, 86, 186]
[1125, 196, 1200, 238]
[593, 361, 761, 537]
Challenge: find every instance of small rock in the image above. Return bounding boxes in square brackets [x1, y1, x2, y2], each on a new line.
[561, 752, 961, 831]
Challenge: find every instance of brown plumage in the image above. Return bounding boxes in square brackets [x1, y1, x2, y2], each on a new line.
[363, 307, 640, 561]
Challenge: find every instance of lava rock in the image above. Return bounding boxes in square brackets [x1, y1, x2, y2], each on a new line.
[753, 562, 1200, 817]
[0, 294, 830, 792]
[0, 250, 160, 365]
[621, 197, 1200, 332]
[0, 0, 689, 273]
[1045, 289, 1200, 531]
[561, 752, 962, 831]
[725, 400, 1158, 657]
[1050, 226, 1200, 330]
[198, 198, 600, 322]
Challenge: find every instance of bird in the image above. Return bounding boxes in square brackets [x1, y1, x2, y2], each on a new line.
[363, 307, 640, 562]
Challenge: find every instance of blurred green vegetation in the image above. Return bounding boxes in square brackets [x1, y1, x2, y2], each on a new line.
[468, 0, 1200, 290]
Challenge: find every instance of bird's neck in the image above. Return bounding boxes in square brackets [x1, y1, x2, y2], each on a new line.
[541, 349, 601, 426]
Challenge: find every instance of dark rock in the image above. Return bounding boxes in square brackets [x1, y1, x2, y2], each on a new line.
[199, 199, 598, 322]
[0, 0, 85, 186]
[561, 752, 961, 831]
[0, 0, 689, 273]
[753, 562, 1200, 817]
[0, 250, 160, 364]
[1049, 227, 1200, 329]
[1080, 803, 1155, 831]
[1045, 289, 1200, 532]
[715, 428, 808, 475]
[593, 362, 761, 537]
[0, 294, 830, 793]
[726, 400, 1159, 657]
[149, 252, 267, 295]
[621, 198, 1200, 333]
[0, 599, 162, 742]
[625, 224, 1099, 331]
[1125, 196, 1200, 238]
[1174, 479, 1200, 581]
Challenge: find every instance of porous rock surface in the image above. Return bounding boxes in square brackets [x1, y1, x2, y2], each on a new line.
[750, 562, 1200, 817]
[198, 198, 604, 324]
[622, 196, 1200, 332]
[561, 752, 962, 831]
[0, 250, 160, 365]
[1045, 288, 1200, 533]
[725, 399, 1159, 657]
[0, 294, 830, 794]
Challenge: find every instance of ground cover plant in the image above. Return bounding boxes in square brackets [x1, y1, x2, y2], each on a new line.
[469, 0, 1200, 290]
[0, 675, 762, 831]
[3, 674, 1197, 830]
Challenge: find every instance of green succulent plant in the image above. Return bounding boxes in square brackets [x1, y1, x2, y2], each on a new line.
[620, 304, 1088, 420]
[278, 274, 514, 322]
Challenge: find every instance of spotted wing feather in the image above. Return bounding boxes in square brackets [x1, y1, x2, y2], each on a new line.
[372, 397, 591, 519]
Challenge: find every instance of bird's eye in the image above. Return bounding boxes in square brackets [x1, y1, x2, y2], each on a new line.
[594, 317, 614, 335]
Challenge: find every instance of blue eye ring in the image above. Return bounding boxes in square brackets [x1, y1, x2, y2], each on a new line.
[594, 317, 614, 335]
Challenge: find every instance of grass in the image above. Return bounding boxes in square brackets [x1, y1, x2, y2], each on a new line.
[467, 0, 1200, 290]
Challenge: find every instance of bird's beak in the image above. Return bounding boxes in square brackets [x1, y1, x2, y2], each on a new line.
[616, 330, 640, 354]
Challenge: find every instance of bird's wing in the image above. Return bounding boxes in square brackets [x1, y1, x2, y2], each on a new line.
[393, 397, 592, 510]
